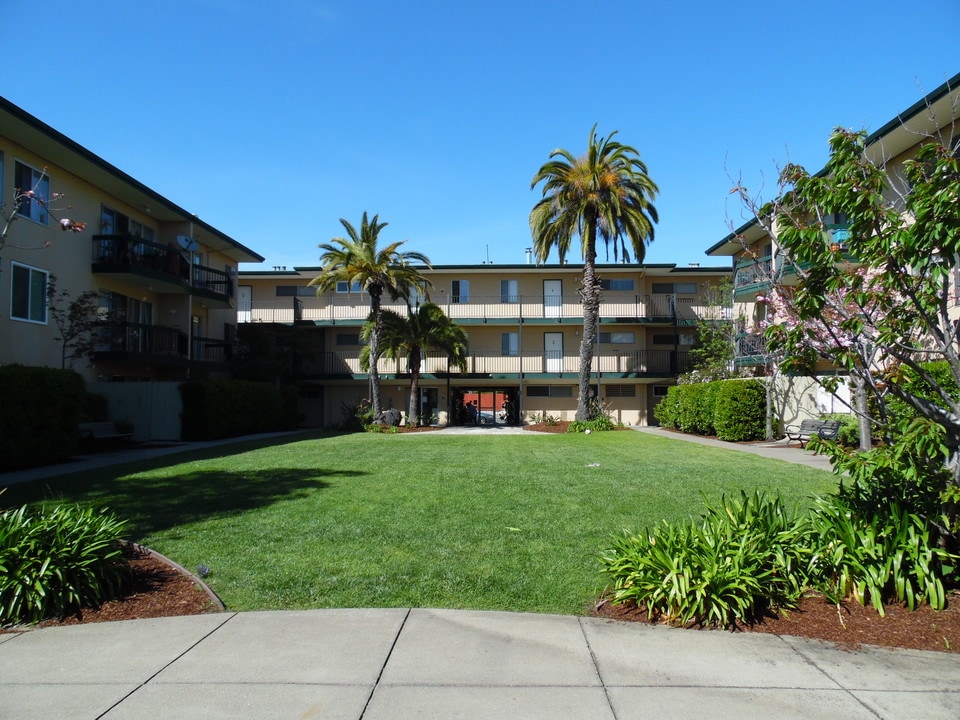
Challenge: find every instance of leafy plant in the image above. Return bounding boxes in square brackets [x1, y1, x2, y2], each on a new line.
[600, 492, 809, 627]
[803, 493, 956, 614]
[0, 504, 129, 626]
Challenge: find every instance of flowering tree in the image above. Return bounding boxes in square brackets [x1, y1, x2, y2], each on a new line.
[0, 168, 86, 251]
[731, 126, 960, 546]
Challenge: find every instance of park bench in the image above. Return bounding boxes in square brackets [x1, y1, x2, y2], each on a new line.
[784, 419, 842, 448]
[78, 421, 133, 443]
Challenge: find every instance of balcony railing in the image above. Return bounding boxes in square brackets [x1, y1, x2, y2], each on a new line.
[735, 333, 767, 364]
[92, 236, 232, 303]
[192, 336, 230, 364]
[241, 293, 693, 325]
[95, 322, 188, 358]
[294, 349, 690, 377]
[734, 256, 773, 293]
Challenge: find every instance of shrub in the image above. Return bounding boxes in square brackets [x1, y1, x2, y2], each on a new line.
[653, 386, 680, 428]
[0, 366, 86, 472]
[804, 493, 957, 614]
[600, 492, 809, 627]
[713, 379, 766, 441]
[180, 380, 299, 440]
[675, 382, 718, 435]
[0, 504, 129, 626]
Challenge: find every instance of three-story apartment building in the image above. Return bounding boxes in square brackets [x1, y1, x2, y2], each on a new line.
[1, 97, 263, 385]
[238, 263, 729, 427]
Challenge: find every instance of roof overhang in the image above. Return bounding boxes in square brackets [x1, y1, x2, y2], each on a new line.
[1, 96, 264, 263]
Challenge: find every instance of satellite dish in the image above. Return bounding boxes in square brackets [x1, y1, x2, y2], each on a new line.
[177, 235, 199, 252]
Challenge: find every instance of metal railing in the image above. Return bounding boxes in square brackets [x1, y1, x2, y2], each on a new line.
[92, 236, 232, 300]
[239, 293, 698, 325]
[295, 348, 691, 376]
[95, 322, 188, 357]
[734, 256, 773, 291]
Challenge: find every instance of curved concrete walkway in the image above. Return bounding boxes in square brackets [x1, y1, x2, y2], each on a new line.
[2, 608, 958, 719]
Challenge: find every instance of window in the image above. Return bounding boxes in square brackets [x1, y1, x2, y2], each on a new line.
[679, 333, 696, 346]
[651, 282, 697, 295]
[15, 162, 49, 224]
[336, 333, 361, 346]
[598, 332, 635, 344]
[10, 262, 49, 323]
[276, 285, 316, 297]
[652, 385, 670, 397]
[526, 385, 573, 398]
[335, 280, 363, 293]
[452, 280, 469, 303]
[501, 332, 519, 356]
[652, 334, 678, 345]
[500, 279, 518, 303]
[600, 278, 635, 291]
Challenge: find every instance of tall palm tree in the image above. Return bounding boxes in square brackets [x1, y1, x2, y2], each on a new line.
[530, 125, 659, 420]
[361, 303, 467, 426]
[309, 212, 431, 417]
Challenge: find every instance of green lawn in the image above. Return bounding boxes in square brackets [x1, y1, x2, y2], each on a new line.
[1, 431, 837, 615]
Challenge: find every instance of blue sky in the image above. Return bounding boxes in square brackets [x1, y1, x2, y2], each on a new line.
[5, 1, 956, 270]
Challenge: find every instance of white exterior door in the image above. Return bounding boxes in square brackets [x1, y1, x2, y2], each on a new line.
[544, 332, 563, 373]
[543, 280, 562, 318]
[238, 285, 252, 323]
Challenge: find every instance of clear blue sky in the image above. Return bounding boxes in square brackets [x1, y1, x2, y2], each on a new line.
[5, 1, 956, 270]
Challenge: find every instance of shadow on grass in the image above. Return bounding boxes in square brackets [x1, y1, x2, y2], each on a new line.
[2, 462, 365, 538]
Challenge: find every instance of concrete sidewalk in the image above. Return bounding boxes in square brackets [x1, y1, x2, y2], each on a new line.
[2, 608, 958, 719]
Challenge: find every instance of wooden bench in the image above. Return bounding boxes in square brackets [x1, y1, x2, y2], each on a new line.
[784, 419, 842, 448]
[78, 421, 133, 442]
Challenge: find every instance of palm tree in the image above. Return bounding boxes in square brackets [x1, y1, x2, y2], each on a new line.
[361, 303, 467, 427]
[530, 125, 658, 420]
[310, 212, 431, 417]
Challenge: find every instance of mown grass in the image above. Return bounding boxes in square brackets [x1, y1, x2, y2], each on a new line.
[1, 431, 836, 615]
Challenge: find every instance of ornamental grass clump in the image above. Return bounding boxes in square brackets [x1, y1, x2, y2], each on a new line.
[0, 503, 129, 626]
[600, 492, 810, 628]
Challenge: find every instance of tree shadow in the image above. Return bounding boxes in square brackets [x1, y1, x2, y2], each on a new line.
[2, 465, 364, 537]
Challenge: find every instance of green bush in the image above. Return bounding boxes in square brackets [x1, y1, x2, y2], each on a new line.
[713, 379, 766, 441]
[675, 382, 718, 435]
[600, 492, 809, 627]
[0, 366, 86, 472]
[0, 504, 129, 626]
[821, 412, 860, 447]
[180, 380, 299, 440]
[804, 494, 956, 614]
[567, 415, 616, 433]
[653, 387, 680, 428]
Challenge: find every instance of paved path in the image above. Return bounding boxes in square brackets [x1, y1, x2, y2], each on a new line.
[2, 608, 958, 719]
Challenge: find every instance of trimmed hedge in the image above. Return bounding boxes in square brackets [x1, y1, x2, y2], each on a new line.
[656, 378, 766, 442]
[713, 380, 766, 441]
[180, 380, 299, 440]
[0, 366, 86, 472]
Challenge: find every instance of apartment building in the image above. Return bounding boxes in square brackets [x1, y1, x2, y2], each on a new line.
[238, 263, 729, 427]
[704, 73, 960, 423]
[0, 96, 263, 385]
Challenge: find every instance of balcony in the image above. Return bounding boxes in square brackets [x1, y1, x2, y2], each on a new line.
[735, 333, 767, 366]
[734, 256, 773, 299]
[94, 322, 188, 361]
[294, 349, 691, 379]
[240, 293, 695, 326]
[92, 236, 233, 308]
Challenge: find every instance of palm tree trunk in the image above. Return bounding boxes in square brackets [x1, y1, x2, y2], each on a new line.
[408, 348, 422, 427]
[368, 289, 383, 417]
[578, 224, 600, 421]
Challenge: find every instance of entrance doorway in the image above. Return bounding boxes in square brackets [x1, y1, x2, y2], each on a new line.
[454, 387, 520, 426]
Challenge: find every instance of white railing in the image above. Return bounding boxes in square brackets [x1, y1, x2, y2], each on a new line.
[239, 294, 691, 324]
[298, 349, 690, 376]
